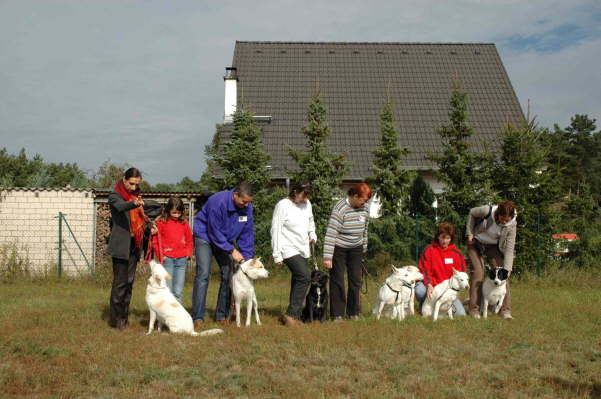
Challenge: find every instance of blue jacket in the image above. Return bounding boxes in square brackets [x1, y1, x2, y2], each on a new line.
[193, 190, 254, 259]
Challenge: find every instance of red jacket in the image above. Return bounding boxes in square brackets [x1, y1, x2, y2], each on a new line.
[152, 218, 193, 259]
[418, 242, 466, 287]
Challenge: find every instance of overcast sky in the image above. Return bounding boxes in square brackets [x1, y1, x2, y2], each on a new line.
[1, 0, 600, 184]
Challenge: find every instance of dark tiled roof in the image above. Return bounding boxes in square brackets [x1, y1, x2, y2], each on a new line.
[1, 186, 94, 192]
[93, 189, 211, 198]
[230, 41, 525, 180]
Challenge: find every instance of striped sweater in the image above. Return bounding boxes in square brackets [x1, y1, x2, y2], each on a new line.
[323, 198, 369, 260]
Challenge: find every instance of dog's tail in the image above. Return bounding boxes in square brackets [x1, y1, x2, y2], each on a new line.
[192, 328, 224, 337]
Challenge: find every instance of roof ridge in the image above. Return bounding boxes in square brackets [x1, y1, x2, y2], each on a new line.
[235, 41, 496, 45]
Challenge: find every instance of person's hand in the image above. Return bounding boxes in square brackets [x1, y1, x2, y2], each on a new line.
[231, 248, 244, 263]
[309, 238, 316, 244]
[467, 234, 474, 245]
[426, 284, 433, 300]
[275, 261, 283, 267]
[323, 259, 333, 269]
[134, 197, 144, 207]
[150, 223, 158, 235]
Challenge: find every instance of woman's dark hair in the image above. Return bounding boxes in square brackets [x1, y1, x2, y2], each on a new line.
[160, 197, 186, 224]
[496, 200, 516, 219]
[435, 222, 456, 243]
[348, 183, 372, 199]
[288, 182, 313, 199]
[124, 167, 142, 179]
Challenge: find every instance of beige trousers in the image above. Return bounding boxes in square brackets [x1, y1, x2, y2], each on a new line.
[467, 242, 511, 315]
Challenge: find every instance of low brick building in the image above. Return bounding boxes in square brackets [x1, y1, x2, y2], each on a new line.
[0, 187, 95, 276]
[0, 187, 209, 276]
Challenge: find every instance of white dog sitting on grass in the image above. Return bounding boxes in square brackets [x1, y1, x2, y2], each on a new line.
[373, 265, 424, 321]
[421, 269, 470, 321]
[146, 260, 223, 336]
[232, 257, 270, 327]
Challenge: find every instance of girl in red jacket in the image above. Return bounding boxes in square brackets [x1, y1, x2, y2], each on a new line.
[416, 222, 467, 316]
[152, 198, 193, 303]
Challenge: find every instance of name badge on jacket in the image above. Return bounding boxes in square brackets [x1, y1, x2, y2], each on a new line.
[444, 258, 453, 265]
[238, 216, 248, 222]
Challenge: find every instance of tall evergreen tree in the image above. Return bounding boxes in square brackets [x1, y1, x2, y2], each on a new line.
[427, 82, 493, 221]
[204, 109, 277, 260]
[493, 119, 560, 273]
[289, 90, 347, 247]
[548, 114, 600, 201]
[200, 124, 227, 192]
[213, 109, 271, 190]
[367, 98, 412, 217]
[408, 173, 435, 218]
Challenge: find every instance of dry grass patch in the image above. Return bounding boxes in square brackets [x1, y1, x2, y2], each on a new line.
[1, 270, 601, 398]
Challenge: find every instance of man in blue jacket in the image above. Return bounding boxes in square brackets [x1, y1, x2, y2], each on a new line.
[192, 182, 255, 327]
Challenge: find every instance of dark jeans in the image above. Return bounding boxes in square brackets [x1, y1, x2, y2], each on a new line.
[283, 255, 311, 320]
[191, 237, 234, 322]
[109, 239, 140, 327]
[330, 245, 363, 318]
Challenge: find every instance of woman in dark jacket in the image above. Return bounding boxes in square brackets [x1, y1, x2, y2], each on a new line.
[107, 167, 148, 330]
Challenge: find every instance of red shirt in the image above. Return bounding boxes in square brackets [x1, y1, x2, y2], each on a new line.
[153, 218, 193, 259]
[418, 242, 466, 287]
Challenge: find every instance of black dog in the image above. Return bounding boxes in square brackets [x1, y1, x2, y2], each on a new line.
[301, 270, 329, 323]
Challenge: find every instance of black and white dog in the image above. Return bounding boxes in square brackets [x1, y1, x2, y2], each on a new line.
[301, 270, 329, 323]
[481, 266, 509, 319]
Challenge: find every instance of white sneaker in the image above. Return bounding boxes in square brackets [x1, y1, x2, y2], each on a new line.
[502, 313, 513, 320]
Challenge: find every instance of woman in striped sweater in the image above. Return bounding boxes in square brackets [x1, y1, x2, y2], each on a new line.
[323, 183, 372, 321]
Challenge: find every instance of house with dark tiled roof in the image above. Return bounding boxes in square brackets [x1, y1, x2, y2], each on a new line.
[220, 41, 525, 192]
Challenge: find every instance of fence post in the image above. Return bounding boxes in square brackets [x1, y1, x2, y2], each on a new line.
[415, 213, 420, 262]
[58, 212, 62, 278]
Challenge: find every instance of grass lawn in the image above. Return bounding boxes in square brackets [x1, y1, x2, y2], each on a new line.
[1, 268, 601, 398]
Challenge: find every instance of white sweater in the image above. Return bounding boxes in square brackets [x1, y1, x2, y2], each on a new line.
[271, 198, 317, 263]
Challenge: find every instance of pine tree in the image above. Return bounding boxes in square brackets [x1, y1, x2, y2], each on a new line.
[200, 124, 227, 192]
[204, 109, 276, 260]
[213, 109, 271, 190]
[289, 91, 347, 247]
[367, 98, 412, 217]
[549, 114, 600, 200]
[427, 82, 494, 222]
[408, 174, 435, 218]
[493, 119, 561, 273]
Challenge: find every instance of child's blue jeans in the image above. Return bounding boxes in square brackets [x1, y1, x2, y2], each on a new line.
[162, 256, 188, 303]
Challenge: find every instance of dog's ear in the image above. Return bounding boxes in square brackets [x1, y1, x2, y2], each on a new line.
[499, 268, 509, 280]
[154, 274, 162, 282]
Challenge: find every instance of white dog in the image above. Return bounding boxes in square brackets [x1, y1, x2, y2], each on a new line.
[373, 265, 424, 321]
[146, 260, 223, 336]
[481, 266, 509, 319]
[232, 257, 269, 327]
[421, 269, 470, 321]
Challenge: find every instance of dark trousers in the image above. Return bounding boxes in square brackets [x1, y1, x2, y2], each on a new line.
[330, 246, 363, 318]
[467, 241, 512, 315]
[109, 240, 140, 327]
[283, 255, 311, 319]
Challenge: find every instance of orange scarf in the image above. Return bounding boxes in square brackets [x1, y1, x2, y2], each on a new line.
[114, 179, 147, 249]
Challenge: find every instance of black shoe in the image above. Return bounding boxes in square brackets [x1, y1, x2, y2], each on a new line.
[116, 319, 128, 331]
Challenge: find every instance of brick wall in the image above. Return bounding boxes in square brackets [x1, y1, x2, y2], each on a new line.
[0, 188, 95, 276]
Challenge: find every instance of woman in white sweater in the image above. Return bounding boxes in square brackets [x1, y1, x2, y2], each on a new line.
[271, 183, 317, 327]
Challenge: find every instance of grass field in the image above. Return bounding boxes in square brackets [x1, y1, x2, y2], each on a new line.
[1, 267, 601, 398]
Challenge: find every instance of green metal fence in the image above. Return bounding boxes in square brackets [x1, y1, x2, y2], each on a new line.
[57, 212, 93, 277]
